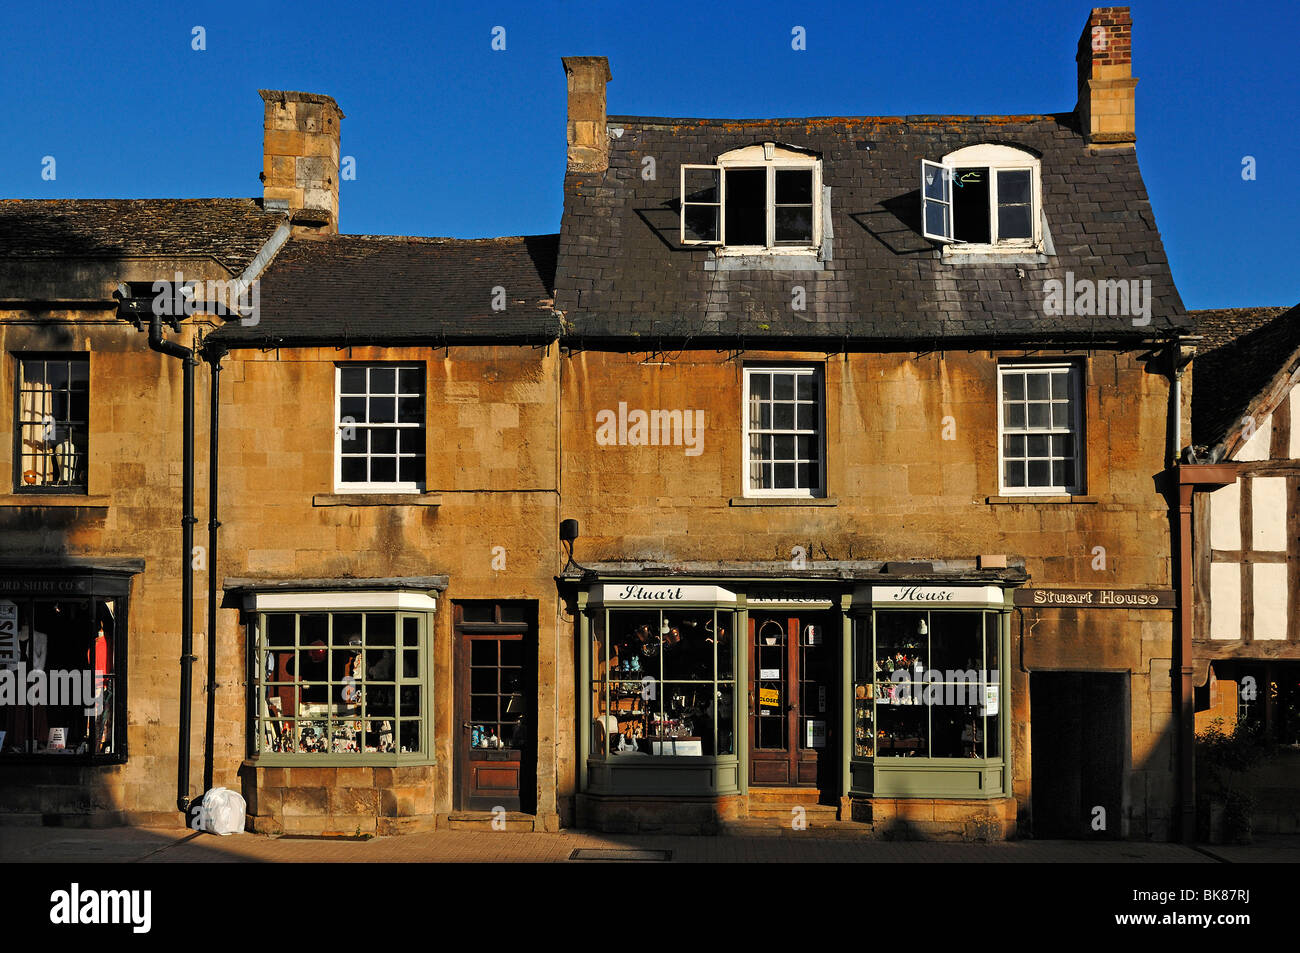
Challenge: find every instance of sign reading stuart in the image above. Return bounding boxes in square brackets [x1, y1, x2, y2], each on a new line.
[1013, 588, 1175, 609]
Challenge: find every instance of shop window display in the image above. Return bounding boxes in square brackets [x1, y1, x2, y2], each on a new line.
[255, 611, 425, 757]
[591, 608, 736, 758]
[853, 609, 1001, 761]
[0, 596, 119, 758]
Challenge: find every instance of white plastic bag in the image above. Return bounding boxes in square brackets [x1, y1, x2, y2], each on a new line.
[200, 786, 247, 836]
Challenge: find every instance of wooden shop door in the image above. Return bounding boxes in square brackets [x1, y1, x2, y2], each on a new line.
[1030, 671, 1127, 839]
[749, 612, 836, 792]
[455, 602, 536, 813]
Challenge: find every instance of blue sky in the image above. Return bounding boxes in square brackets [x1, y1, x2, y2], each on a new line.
[1, 0, 1295, 310]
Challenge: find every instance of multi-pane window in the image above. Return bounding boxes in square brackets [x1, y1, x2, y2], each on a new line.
[255, 610, 426, 758]
[336, 364, 425, 492]
[15, 356, 88, 491]
[681, 143, 821, 249]
[998, 363, 1082, 494]
[854, 610, 1002, 761]
[744, 366, 823, 496]
[921, 144, 1041, 247]
[590, 609, 736, 759]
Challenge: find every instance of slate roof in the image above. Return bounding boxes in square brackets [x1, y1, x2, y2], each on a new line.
[0, 198, 285, 273]
[213, 234, 560, 346]
[555, 114, 1188, 345]
[1191, 304, 1300, 450]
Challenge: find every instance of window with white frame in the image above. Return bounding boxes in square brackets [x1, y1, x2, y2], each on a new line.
[335, 364, 425, 492]
[744, 366, 824, 496]
[922, 144, 1042, 249]
[997, 363, 1083, 494]
[682, 143, 822, 251]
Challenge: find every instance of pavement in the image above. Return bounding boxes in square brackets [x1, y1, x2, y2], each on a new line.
[3, 825, 1298, 863]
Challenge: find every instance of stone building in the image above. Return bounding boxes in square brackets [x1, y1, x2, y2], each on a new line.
[0, 197, 286, 824]
[553, 6, 1194, 839]
[0, 6, 1230, 841]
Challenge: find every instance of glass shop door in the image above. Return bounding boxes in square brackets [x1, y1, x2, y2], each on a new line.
[749, 612, 835, 790]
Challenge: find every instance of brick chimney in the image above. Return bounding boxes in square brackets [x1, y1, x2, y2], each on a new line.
[1075, 7, 1137, 146]
[259, 89, 345, 234]
[562, 57, 612, 174]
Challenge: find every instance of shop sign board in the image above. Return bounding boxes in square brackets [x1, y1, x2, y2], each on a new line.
[0, 577, 90, 595]
[1012, 588, 1175, 608]
[871, 585, 1004, 607]
[748, 589, 834, 608]
[593, 584, 738, 605]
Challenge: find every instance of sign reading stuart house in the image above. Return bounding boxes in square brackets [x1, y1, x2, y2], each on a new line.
[1012, 588, 1175, 609]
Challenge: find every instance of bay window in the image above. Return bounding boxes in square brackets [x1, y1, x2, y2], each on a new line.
[590, 608, 737, 759]
[253, 608, 429, 759]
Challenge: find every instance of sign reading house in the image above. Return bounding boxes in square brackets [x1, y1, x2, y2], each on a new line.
[1012, 588, 1175, 609]
[869, 585, 1005, 607]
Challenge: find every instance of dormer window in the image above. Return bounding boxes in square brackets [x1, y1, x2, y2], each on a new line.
[921, 144, 1042, 249]
[681, 143, 822, 252]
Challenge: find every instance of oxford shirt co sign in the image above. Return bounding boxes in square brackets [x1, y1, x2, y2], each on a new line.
[1012, 588, 1176, 608]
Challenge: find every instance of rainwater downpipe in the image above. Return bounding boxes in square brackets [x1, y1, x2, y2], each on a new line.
[146, 312, 198, 815]
[202, 347, 224, 796]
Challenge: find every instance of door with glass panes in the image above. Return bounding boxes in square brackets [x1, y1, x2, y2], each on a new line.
[749, 612, 836, 791]
[455, 602, 535, 813]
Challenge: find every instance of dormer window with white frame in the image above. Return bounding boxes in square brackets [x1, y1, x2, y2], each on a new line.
[681, 143, 822, 253]
[921, 144, 1043, 251]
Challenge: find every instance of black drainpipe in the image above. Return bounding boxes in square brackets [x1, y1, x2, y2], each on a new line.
[146, 311, 198, 815]
[202, 345, 224, 795]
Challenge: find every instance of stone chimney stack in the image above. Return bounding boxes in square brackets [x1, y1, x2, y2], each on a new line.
[1075, 7, 1137, 146]
[259, 89, 345, 234]
[562, 57, 612, 174]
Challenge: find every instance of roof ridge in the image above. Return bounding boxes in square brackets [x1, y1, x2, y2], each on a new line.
[320, 233, 559, 245]
[606, 113, 1068, 126]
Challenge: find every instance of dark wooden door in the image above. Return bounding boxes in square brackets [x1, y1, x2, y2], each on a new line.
[1030, 672, 1127, 838]
[456, 611, 534, 812]
[749, 612, 835, 791]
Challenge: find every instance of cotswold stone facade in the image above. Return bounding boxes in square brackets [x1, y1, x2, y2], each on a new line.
[0, 7, 1225, 842]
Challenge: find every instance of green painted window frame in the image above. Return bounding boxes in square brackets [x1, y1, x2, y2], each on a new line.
[588, 606, 741, 764]
[250, 609, 434, 765]
[852, 607, 1008, 773]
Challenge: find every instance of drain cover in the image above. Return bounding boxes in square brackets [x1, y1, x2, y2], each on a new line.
[569, 848, 671, 862]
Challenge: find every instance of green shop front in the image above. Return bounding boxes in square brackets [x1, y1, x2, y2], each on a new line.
[571, 571, 1019, 836]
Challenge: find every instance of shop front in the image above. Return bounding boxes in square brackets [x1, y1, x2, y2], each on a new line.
[0, 560, 138, 825]
[229, 576, 447, 836]
[571, 571, 1020, 837]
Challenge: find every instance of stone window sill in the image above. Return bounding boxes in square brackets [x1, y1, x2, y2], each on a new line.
[985, 495, 1097, 505]
[730, 496, 838, 507]
[0, 493, 110, 508]
[942, 247, 1047, 265]
[313, 493, 443, 507]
